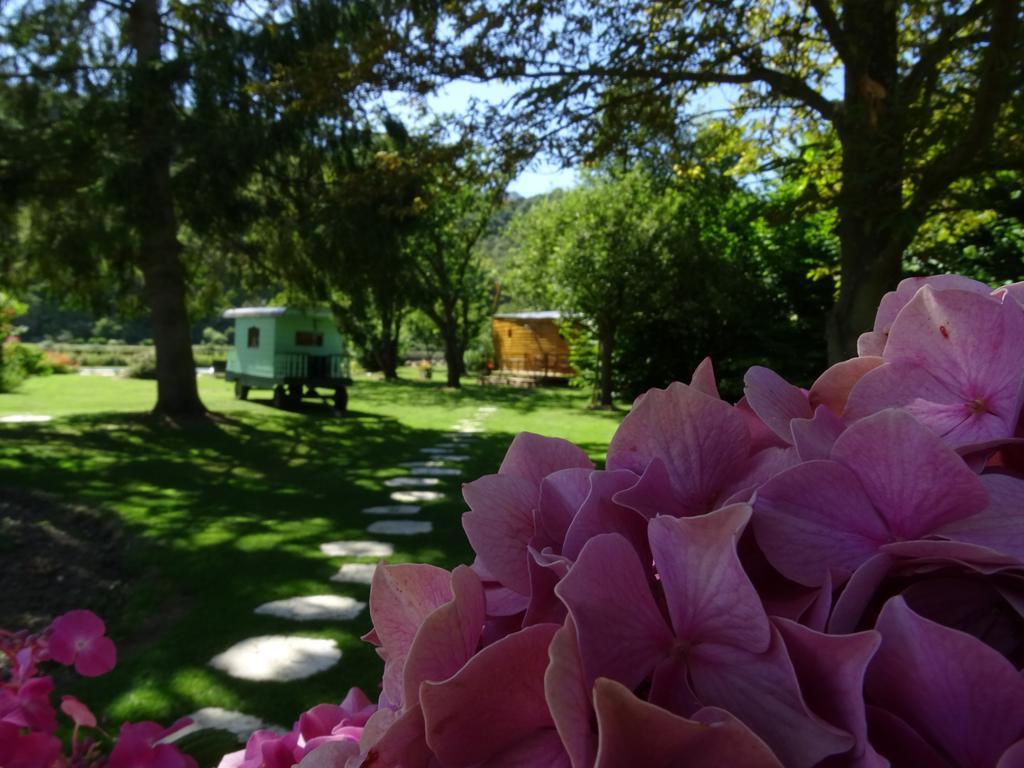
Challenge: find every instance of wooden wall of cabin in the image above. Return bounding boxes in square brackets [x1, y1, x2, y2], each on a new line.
[491, 318, 573, 375]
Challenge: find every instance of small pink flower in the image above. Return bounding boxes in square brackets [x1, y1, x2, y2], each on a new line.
[0, 723, 63, 768]
[0, 676, 58, 733]
[47, 610, 117, 677]
[60, 695, 97, 728]
[107, 720, 197, 768]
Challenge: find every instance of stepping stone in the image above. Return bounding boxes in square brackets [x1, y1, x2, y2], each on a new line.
[398, 461, 447, 468]
[391, 490, 445, 503]
[422, 445, 458, 454]
[209, 636, 341, 682]
[367, 520, 434, 536]
[435, 454, 469, 462]
[320, 540, 394, 558]
[0, 414, 52, 424]
[384, 476, 440, 488]
[363, 504, 421, 515]
[254, 595, 366, 621]
[331, 563, 378, 585]
[410, 467, 461, 477]
[164, 708, 283, 743]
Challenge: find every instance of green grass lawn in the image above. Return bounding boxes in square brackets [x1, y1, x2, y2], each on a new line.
[0, 371, 623, 738]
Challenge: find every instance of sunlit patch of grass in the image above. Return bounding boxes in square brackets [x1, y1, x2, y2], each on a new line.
[0, 371, 622, 729]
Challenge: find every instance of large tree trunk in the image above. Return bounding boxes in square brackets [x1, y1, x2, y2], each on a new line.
[130, 0, 205, 417]
[442, 324, 462, 388]
[597, 322, 614, 408]
[374, 335, 400, 380]
[827, 0, 904, 363]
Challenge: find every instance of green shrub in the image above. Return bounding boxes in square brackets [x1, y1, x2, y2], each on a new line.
[123, 353, 158, 380]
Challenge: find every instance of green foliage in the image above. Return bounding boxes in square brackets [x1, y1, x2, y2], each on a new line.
[123, 354, 158, 380]
[506, 164, 835, 401]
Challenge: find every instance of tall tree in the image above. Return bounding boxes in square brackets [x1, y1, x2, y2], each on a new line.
[405, 154, 503, 388]
[384, 0, 1022, 360]
[0, 0, 386, 414]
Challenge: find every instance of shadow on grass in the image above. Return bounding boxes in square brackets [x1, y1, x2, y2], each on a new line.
[0, 390, 611, 730]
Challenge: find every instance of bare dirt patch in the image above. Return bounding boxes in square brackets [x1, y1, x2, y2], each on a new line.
[0, 487, 128, 632]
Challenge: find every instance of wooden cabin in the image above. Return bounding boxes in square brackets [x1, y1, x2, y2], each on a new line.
[491, 311, 573, 381]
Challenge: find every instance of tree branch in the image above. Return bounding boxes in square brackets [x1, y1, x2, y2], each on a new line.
[901, 0, 993, 105]
[905, 0, 1020, 227]
[808, 0, 851, 63]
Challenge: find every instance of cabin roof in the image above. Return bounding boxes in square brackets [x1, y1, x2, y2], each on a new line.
[223, 306, 333, 320]
[492, 310, 562, 320]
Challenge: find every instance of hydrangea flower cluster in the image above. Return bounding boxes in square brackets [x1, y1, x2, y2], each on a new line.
[276, 276, 1020, 768]
[1, 610, 195, 768]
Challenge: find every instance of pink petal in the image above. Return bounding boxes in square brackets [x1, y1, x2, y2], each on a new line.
[883, 287, 1024, 445]
[689, 357, 720, 399]
[936, 473, 1024, 562]
[402, 565, 485, 707]
[866, 706, 948, 767]
[688, 630, 856, 768]
[562, 469, 647, 561]
[554, 533, 674, 689]
[753, 460, 890, 586]
[774, 619, 884, 768]
[60, 695, 97, 728]
[691, 630, 854, 768]
[791, 405, 846, 461]
[473, 731, 571, 768]
[75, 635, 116, 677]
[844, 360, 974, 437]
[360, 705, 435, 768]
[592, 678, 783, 768]
[874, 275, 993, 333]
[369, 564, 454, 707]
[831, 409, 988, 539]
[420, 624, 561, 767]
[649, 505, 769, 652]
[857, 331, 887, 357]
[524, 549, 571, 627]
[809, 357, 883, 416]
[880, 539, 1021, 572]
[828, 554, 896, 634]
[867, 597, 1024, 768]
[533, 468, 593, 551]
[463, 474, 538, 595]
[296, 740, 360, 768]
[607, 382, 750, 516]
[610, 458, 677, 520]
[545, 616, 595, 768]
[743, 366, 812, 443]
[498, 432, 593, 486]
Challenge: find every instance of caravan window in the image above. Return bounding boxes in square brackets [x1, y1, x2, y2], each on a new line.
[247, 327, 260, 348]
[295, 331, 324, 347]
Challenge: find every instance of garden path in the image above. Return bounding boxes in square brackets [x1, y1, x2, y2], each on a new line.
[199, 406, 496, 744]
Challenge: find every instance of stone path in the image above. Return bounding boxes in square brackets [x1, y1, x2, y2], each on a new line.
[366, 520, 434, 536]
[0, 414, 52, 424]
[254, 595, 365, 621]
[209, 636, 341, 682]
[201, 404, 499, 733]
[320, 540, 395, 557]
[383, 476, 440, 488]
[410, 467, 461, 477]
[165, 708, 285, 743]
[331, 563, 378, 585]
[362, 504, 421, 515]
[391, 490, 445, 503]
